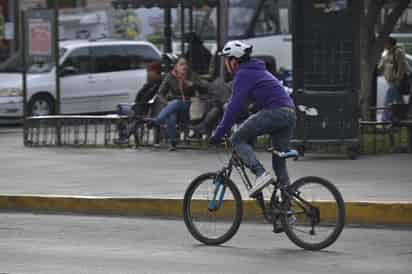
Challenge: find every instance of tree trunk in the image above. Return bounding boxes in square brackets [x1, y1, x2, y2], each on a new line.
[359, 3, 373, 120]
[359, 57, 375, 120]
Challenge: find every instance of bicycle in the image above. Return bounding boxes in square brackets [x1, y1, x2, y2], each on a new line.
[183, 139, 345, 250]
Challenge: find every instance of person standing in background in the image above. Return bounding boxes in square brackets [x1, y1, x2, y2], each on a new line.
[378, 37, 409, 121]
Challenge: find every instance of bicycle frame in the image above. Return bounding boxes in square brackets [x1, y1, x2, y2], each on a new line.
[212, 144, 276, 222]
[211, 142, 320, 224]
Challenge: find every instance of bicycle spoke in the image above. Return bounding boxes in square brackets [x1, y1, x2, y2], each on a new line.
[281, 177, 345, 250]
[183, 173, 243, 245]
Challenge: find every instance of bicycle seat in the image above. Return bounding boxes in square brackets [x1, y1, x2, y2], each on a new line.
[267, 148, 299, 159]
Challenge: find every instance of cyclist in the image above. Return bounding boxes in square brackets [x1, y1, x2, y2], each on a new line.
[209, 40, 296, 197]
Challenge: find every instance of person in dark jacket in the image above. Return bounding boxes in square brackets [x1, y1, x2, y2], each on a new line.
[189, 79, 231, 138]
[148, 56, 209, 150]
[209, 41, 296, 197]
[115, 62, 162, 144]
[133, 62, 163, 115]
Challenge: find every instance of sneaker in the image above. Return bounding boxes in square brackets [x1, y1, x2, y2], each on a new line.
[249, 172, 273, 197]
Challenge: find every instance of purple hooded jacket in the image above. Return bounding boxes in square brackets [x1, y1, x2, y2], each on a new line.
[212, 59, 294, 140]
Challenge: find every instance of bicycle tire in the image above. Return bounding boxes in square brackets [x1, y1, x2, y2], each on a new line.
[183, 172, 243, 245]
[281, 176, 345, 250]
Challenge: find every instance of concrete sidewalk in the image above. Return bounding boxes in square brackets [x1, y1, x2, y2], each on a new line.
[1, 129, 412, 225]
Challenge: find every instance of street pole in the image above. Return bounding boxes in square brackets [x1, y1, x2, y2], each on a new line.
[180, 3, 185, 55]
[21, 11, 28, 145]
[163, 2, 172, 53]
[218, 0, 228, 79]
[189, 2, 193, 34]
[53, 0, 61, 146]
[54, 0, 60, 115]
[21, 11, 27, 119]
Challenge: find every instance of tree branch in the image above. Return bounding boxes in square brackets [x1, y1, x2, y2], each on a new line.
[366, 0, 385, 32]
[377, 0, 411, 39]
[372, 0, 411, 66]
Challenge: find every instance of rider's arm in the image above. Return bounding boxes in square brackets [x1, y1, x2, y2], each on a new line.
[211, 74, 251, 140]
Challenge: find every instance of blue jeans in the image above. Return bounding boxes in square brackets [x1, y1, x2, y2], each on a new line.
[154, 99, 190, 143]
[230, 108, 296, 185]
[382, 84, 403, 121]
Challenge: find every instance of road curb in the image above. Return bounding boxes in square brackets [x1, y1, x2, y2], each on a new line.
[0, 195, 411, 226]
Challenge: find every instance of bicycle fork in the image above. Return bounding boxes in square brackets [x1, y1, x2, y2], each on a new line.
[208, 174, 226, 211]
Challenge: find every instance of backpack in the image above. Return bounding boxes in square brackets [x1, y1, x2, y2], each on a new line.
[398, 73, 411, 95]
[394, 48, 412, 95]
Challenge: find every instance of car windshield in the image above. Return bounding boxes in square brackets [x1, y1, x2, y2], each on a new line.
[0, 48, 67, 73]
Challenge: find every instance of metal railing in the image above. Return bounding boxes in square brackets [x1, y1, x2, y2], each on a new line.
[23, 114, 411, 155]
[24, 115, 129, 147]
[23, 115, 208, 148]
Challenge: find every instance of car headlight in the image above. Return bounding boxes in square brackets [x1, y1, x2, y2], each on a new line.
[0, 88, 23, 97]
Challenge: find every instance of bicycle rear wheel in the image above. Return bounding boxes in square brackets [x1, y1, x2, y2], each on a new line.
[281, 176, 345, 250]
[183, 172, 243, 245]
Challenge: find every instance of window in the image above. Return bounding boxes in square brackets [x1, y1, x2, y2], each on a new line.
[91, 46, 129, 73]
[61, 47, 92, 75]
[91, 45, 159, 73]
[47, 0, 84, 8]
[125, 45, 160, 67]
[0, 48, 67, 73]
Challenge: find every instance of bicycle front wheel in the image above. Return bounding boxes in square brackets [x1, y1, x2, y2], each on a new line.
[183, 172, 243, 245]
[281, 176, 345, 250]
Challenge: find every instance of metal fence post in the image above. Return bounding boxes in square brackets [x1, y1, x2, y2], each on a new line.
[21, 11, 28, 146]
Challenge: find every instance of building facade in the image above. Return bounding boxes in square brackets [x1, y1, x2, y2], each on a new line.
[0, 0, 106, 63]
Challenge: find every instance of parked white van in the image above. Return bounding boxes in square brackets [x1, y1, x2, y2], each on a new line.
[0, 39, 161, 119]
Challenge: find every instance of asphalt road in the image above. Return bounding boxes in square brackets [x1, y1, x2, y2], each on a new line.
[1, 127, 412, 202]
[0, 213, 411, 274]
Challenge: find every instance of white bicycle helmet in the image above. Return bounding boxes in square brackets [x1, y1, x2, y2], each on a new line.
[219, 40, 253, 59]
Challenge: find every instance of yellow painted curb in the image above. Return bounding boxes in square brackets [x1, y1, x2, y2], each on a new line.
[0, 196, 183, 217]
[0, 195, 411, 226]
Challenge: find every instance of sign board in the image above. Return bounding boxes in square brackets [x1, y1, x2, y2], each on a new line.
[26, 9, 55, 59]
[29, 21, 52, 56]
[4, 22, 14, 40]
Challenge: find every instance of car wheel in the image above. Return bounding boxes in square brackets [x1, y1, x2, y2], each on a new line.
[28, 94, 55, 116]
